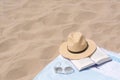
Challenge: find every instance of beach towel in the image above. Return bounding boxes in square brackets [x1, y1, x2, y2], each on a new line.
[95, 48, 120, 80]
[33, 48, 120, 80]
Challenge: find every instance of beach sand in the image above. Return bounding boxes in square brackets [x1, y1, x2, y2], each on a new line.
[0, 0, 120, 80]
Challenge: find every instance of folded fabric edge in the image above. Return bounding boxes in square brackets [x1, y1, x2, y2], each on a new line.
[100, 48, 120, 63]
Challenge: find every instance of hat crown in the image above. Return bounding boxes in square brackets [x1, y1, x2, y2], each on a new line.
[67, 32, 87, 53]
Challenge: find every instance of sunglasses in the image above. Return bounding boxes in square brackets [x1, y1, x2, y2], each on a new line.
[54, 62, 74, 74]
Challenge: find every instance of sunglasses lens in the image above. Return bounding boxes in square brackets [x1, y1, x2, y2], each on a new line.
[65, 67, 74, 74]
[55, 67, 62, 73]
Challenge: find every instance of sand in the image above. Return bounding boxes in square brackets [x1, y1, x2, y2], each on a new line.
[0, 0, 120, 80]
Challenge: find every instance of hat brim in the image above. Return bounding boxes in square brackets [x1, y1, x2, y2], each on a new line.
[59, 39, 97, 60]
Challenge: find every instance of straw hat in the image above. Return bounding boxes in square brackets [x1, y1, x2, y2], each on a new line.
[59, 32, 97, 60]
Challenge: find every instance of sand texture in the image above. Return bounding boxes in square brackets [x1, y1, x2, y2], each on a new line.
[0, 0, 120, 80]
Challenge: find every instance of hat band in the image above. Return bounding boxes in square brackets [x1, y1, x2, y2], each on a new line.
[67, 43, 89, 54]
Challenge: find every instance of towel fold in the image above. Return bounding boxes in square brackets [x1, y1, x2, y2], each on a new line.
[96, 61, 120, 80]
